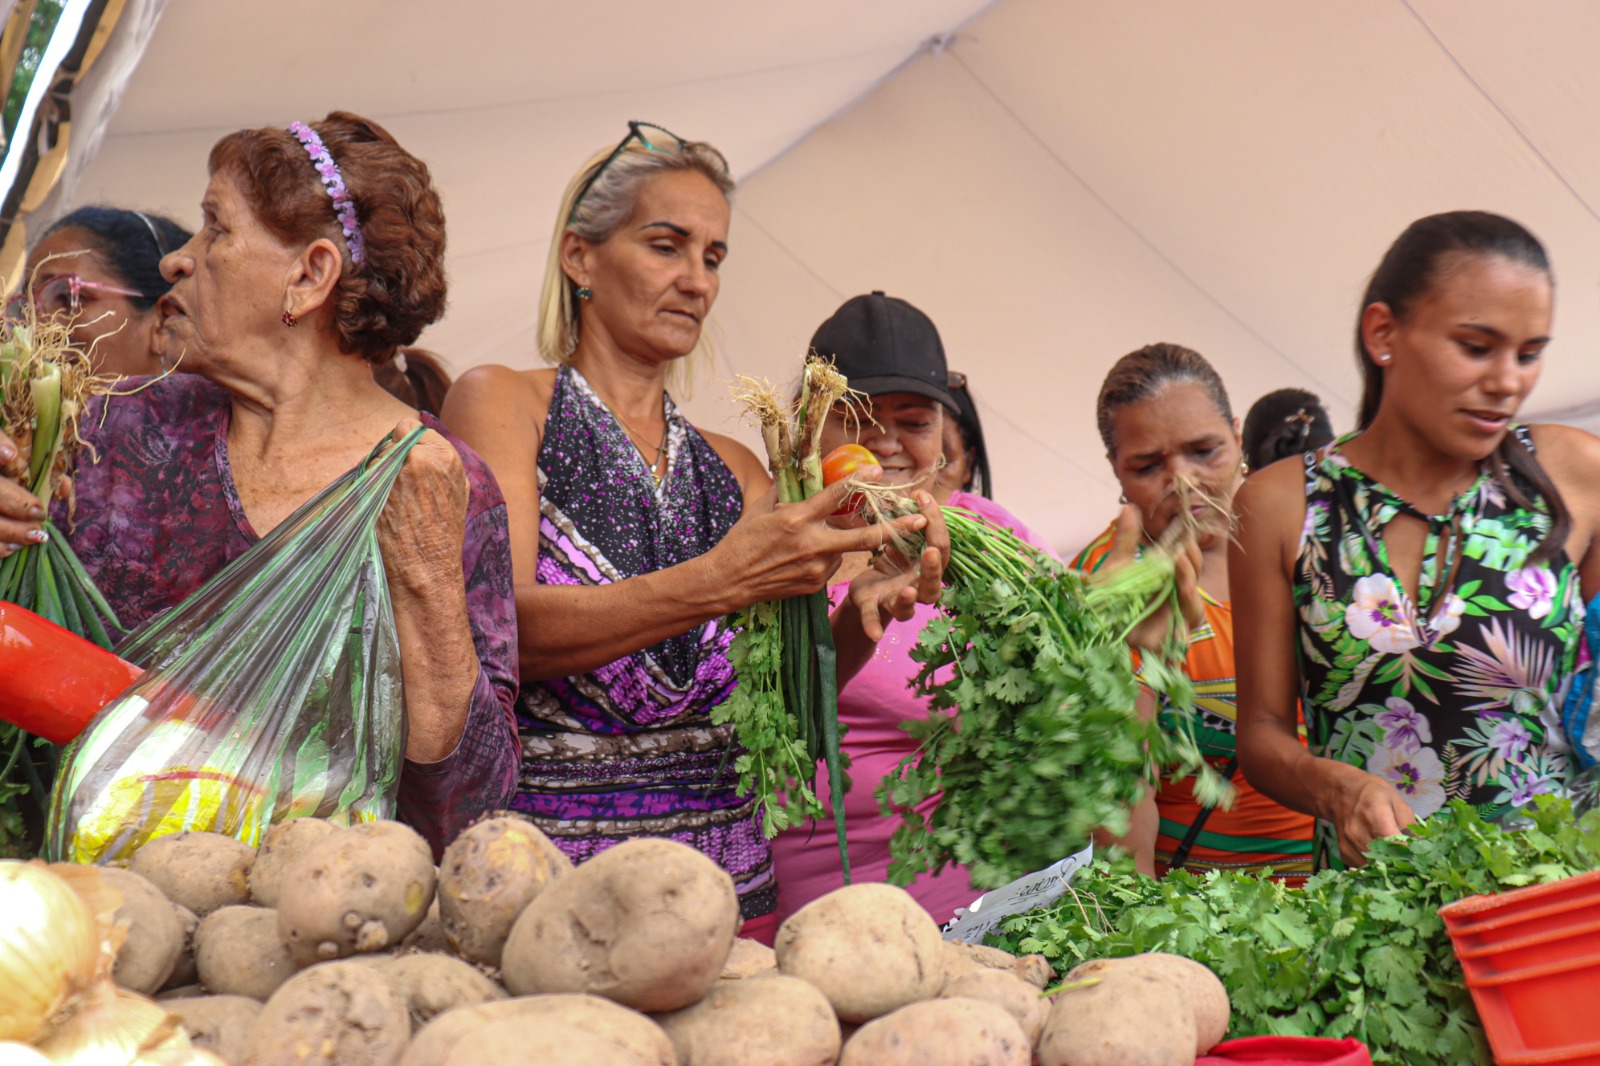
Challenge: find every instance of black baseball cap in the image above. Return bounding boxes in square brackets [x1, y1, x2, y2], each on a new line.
[808, 291, 958, 413]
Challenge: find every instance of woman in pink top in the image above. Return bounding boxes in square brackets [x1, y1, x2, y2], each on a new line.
[772, 294, 1052, 925]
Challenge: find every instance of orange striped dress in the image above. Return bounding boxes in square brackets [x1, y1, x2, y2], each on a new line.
[1075, 523, 1314, 878]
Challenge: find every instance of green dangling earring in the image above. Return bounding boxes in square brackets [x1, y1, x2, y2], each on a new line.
[575, 286, 593, 300]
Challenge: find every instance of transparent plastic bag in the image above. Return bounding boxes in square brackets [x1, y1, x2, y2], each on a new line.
[45, 429, 424, 863]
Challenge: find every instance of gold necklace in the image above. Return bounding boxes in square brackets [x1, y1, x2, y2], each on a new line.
[596, 393, 669, 479]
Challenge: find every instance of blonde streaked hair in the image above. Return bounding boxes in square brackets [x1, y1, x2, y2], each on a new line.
[537, 130, 735, 394]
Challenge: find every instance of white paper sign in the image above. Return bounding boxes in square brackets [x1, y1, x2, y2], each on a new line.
[941, 844, 1095, 944]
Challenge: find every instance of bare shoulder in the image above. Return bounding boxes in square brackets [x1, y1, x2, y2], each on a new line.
[1527, 422, 1600, 531]
[696, 427, 772, 496]
[1233, 455, 1308, 528]
[441, 366, 556, 440]
[1232, 457, 1308, 571]
[1528, 422, 1600, 479]
[445, 365, 551, 413]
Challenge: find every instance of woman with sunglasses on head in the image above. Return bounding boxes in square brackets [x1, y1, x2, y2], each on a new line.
[1233, 211, 1600, 869]
[1073, 344, 1315, 880]
[442, 124, 940, 934]
[11, 206, 192, 377]
[0, 113, 521, 858]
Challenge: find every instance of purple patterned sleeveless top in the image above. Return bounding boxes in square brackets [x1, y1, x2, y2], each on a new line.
[512, 365, 774, 917]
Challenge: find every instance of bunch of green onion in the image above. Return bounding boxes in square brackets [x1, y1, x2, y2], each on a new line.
[0, 317, 122, 856]
[0, 331, 119, 645]
[717, 359, 853, 881]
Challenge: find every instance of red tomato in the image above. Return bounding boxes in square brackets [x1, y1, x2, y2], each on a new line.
[821, 444, 878, 517]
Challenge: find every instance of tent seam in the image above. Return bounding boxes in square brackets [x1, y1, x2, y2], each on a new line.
[945, 47, 1346, 403]
[731, 207, 845, 302]
[1400, 0, 1600, 229]
[740, 0, 1002, 184]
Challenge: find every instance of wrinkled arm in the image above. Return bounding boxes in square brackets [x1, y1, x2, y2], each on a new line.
[397, 497, 520, 858]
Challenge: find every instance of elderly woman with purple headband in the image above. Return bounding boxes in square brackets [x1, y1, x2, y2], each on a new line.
[0, 111, 520, 857]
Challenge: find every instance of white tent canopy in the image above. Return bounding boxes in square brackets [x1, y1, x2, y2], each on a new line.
[55, 0, 1600, 553]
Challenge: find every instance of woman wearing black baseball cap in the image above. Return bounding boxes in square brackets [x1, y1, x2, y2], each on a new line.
[771, 291, 1055, 926]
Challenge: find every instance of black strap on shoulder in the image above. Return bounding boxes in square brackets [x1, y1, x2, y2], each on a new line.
[1168, 757, 1239, 872]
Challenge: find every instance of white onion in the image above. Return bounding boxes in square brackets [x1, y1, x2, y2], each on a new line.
[0, 863, 102, 1043]
[34, 982, 188, 1066]
[0, 1042, 52, 1065]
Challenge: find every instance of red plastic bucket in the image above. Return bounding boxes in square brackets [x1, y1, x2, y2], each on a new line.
[1197, 1036, 1372, 1065]
[1440, 870, 1600, 1065]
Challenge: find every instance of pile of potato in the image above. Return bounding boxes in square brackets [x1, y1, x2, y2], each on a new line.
[82, 814, 1230, 1065]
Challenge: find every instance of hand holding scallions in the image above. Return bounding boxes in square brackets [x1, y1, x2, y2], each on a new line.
[706, 472, 933, 606]
[0, 428, 48, 558]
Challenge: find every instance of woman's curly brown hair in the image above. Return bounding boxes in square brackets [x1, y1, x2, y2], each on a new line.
[208, 110, 446, 364]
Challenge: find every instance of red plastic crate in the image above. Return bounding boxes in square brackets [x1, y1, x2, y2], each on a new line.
[1439, 870, 1600, 1065]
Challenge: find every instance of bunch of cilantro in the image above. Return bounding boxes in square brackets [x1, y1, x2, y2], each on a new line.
[716, 598, 833, 837]
[988, 798, 1600, 1065]
[877, 509, 1227, 889]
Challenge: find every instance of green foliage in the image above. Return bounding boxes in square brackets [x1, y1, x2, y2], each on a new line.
[714, 597, 831, 836]
[988, 798, 1600, 1065]
[0, 723, 53, 857]
[879, 509, 1221, 889]
[1, 1, 66, 148]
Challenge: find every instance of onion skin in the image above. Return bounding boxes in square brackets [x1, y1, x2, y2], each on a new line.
[0, 862, 102, 1043]
[33, 982, 189, 1065]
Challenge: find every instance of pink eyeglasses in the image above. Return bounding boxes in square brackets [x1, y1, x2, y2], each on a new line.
[4, 273, 147, 320]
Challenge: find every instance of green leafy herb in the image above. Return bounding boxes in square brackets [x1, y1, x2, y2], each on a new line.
[988, 798, 1600, 1065]
[879, 512, 1225, 889]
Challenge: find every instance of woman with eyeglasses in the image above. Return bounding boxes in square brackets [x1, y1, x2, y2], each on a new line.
[10, 206, 192, 377]
[442, 124, 942, 935]
[0, 112, 521, 858]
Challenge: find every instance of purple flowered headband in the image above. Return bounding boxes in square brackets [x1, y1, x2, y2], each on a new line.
[287, 121, 366, 266]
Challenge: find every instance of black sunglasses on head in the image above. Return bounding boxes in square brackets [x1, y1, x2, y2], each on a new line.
[569, 121, 728, 223]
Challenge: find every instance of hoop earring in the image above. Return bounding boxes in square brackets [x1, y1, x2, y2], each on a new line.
[575, 287, 593, 301]
[282, 310, 297, 329]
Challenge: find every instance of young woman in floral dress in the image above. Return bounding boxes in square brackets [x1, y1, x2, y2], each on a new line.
[1234, 211, 1600, 868]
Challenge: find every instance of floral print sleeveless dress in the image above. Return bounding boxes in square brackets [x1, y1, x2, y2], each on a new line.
[1294, 429, 1580, 869]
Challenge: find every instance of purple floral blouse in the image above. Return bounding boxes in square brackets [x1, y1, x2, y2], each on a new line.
[56, 375, 520, 856]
